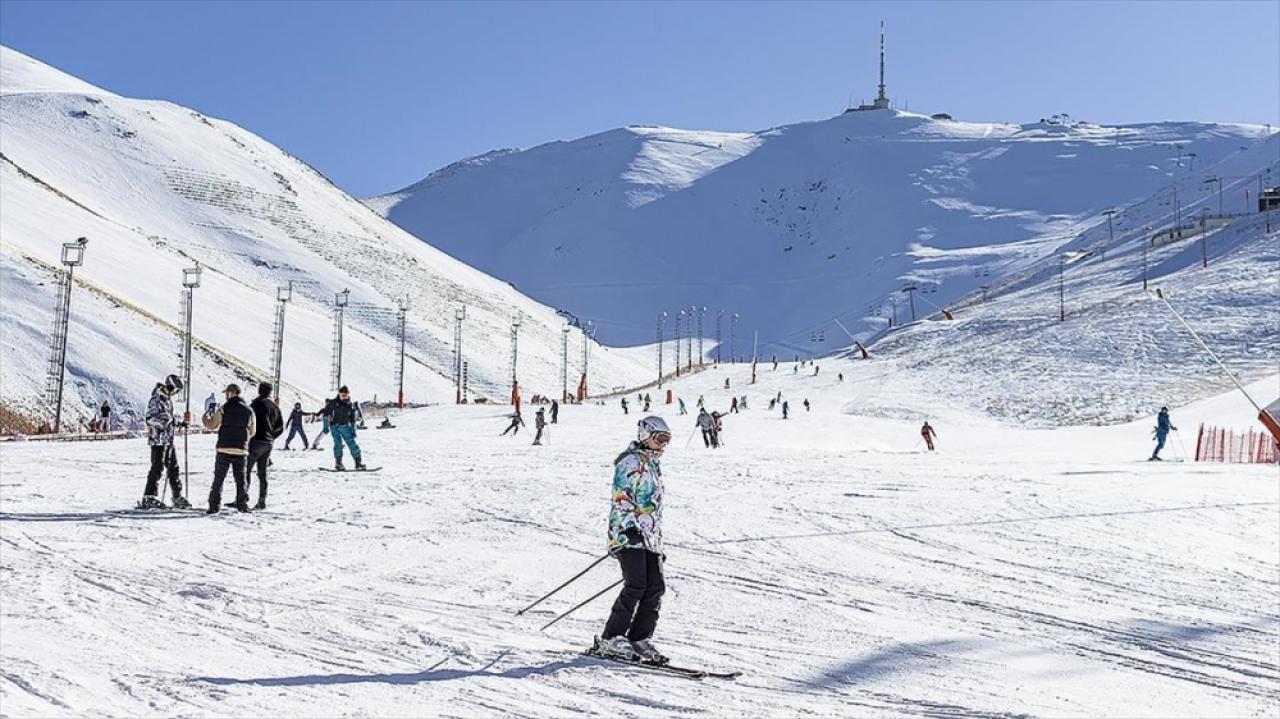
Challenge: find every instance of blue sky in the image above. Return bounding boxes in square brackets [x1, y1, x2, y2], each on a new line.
[2, 1, 1276, 197]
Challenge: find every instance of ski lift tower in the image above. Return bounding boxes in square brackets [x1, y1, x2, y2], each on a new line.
[44, 237, 88, 433]
[269, 282, 292, 403]
[330, 289, 349, 392]
[395, 297, 409, 408]
[179, 263, 202, 423]
[454, 306, 466, 404]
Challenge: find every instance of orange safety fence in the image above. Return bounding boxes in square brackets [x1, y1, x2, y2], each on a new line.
[1195, 423, 1278, 464]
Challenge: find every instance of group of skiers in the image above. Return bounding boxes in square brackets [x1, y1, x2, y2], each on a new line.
[501, 400, 560, 445]
[139, 375, 368, 514]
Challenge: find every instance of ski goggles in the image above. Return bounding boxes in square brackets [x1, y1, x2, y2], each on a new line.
[650, 432, 672, 447]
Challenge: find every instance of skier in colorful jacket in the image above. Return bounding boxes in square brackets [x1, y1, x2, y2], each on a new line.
[596, 415, 671, 665]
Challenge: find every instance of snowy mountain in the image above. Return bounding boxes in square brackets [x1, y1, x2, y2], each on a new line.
[0, 46, 652, 429]
[369, 110, 1275, 356]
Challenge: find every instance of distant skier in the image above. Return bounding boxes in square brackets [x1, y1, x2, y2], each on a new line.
[772, 356, 777, 371]
[283, 402, 308, 450]
[247, 382, 283, 510]
[730, 397, 739, 413]
[921, 421, 937, 451]
[804, 398, 810, 412]
[201, 383, 255, 514]
[501, 410, 525, 436]
[739, 395, 748, 411]
[621, 397, 629, 415]
[593, 415, 671, 664]
[643, 394, 651, 412]
[322, 386, 366, 471]
[310, 398, 333, 450]
[782, 400, 790, 419]
[551, 399, 560, 424]
[1150, 407, 1177, 461]
[139, 374, 191, 509]
[813, 365, 819, 376]
[838, 373, 844, 382]
[697, 408, 715, 448]
[533, 408, 547, 445]
[768, 398, 777, 411]
[724, 378, 730, 390]
[711, 411, 724, 447]
[697, 395, 704, 409]
[99, 400, 112, 433]
[677, 397, 687, 415]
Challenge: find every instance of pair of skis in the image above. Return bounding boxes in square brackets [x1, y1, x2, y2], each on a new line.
[580, 647, 740, 681]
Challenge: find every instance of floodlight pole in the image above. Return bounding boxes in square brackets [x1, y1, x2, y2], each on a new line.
[686, 305, 694, 371]
[561, 327, 570, 402]
[331, 289, 349, 392]
[730, 313, 739, 364]
[697, 306, 705, 366]
[675, 310, 683, 376]
[269, 282, 292, 404]
[48, 238, 88, 433]
[454, 307, 466, 404]
[1058, 256, 1067, 321]
[181, 263, 203, 423]
[396, 297, 409, 408]
[715, 309, 723, 365]
[657, 312, 666, 387]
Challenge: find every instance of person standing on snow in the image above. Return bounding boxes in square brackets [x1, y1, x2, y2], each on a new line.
[696, 395, 704, 409]
[677, 397, 687, 415]
[283, 402, 308, 450]
[711, 411, 724, 447]
[696, 408, 715, 448]
[621, 397, 629, 415]
[501, 409, 525, 436]
[246, 382, 284, 510]
[551, 399, 560, 424]
[322, 386, 366, 471]
[202, 383, 256, 513]
[140, 375, 192, 509]
[99, 400, 112, 433]
[533, 408, 547, 445]
[643, 394, 651, 412]
[310, 398, 333, 450]
[804, 398, 810, 412]
[782, 400, 790, 419]
[921, 421, 937, 451]
[730, 397, 739, 413]
[1150, 407, 1177, 461]
[593, 415, 672, 664]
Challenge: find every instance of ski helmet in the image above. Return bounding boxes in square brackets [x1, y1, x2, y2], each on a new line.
[164, 374, 184, 392]
[637, 415, 672, 445]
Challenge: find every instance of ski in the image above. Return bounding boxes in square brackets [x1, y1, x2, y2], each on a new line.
[582, 649, 740, 680]
[318, 466, 382, 472]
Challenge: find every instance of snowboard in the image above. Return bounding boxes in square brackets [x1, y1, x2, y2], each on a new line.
[318, 466, 382, 473]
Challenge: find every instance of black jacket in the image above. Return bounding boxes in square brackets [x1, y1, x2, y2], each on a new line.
[251, 396, 284, 442]
[324, 396, 358, 426]
[288, 408, 305, 427]
[214, 396, 254, 452]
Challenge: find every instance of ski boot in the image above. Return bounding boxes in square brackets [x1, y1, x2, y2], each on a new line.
[137, 495, 166, 510]
[171, 495, 192, 510]
[252, 499, 266, 511]
[592, 635, 639, 661]
[631, 638, 668, 665]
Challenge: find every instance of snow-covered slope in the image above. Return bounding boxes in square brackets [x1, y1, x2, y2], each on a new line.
[0, 46, 651, 427]
[370, 111, 1274, 356]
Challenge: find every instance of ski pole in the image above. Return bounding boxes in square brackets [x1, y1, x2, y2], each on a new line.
[684, 427, 698, 448]
[539, 578, 623, 632]
[516, 551, 614, 616]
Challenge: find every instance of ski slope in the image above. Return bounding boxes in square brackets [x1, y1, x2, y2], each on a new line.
[369, 106, 1275, 356]
[0, 46, 651, 429]
[1, 358, 1276, 717]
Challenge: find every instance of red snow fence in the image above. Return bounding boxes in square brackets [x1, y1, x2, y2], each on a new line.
[1195, 423, 1278, 464]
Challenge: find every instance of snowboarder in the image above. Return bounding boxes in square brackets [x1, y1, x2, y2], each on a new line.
[283, 402, 308, 450]
[782, 401, 789, 419]
[677, 397, 687, 415]
[921, 421, 937, 451]
[533, 408, 547, 445]
[310, 398, 333, 450]
[322, 386, 365, 470]
[696, 408, 716, 448]
[730, 397, 739, 413]
[99, 400, 112, 433]
[246, 382, 283, 510]
[551, 399, 560, 424]
[502, 410, 525, 436]
[804, 398, 810, 412]
[593, 415, 671, 664]
[1150, 407, 1177, 461]
[621, 397, 629, 415]
[139, 375, 191, 509]
[201, 383, 256, 514]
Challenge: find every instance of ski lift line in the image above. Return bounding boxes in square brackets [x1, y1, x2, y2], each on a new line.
[1154, 288, 1264, 414]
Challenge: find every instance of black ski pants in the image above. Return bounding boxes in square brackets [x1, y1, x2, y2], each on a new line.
[603, 548, 665, 641]
[702, 429, 712, 447]
[246, 439, 273, 503]
[208, 452, 248, 510]
[284, 424, 307, 449]
[144, 444, 182, 498]
[533, 426, 544, 444]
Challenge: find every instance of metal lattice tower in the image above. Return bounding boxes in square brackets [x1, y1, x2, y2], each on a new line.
[269, 282, 291, 402]
[44, 238, 87, 431]
[561, 328, 570, 402]
[454, 307, 466, 403]
[395, 297, 409, 407]
[675, 310, 683, 376]
[179, 264, 202, 419]
[510, 316, 522, 395]
[697, 306, 705, 366]
[330, 289, 349, 392]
